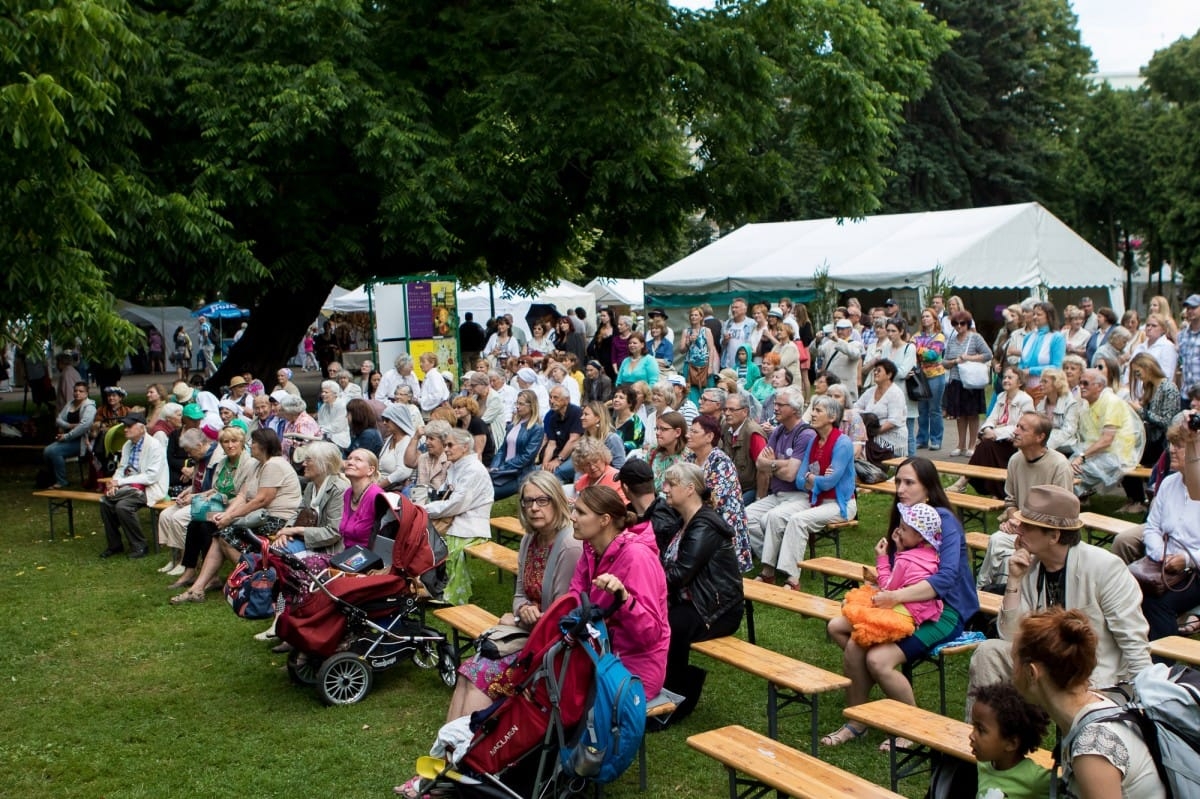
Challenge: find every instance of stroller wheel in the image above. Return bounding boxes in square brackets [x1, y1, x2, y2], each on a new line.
[437, 642, 457, 688]
[315, 652, 373, 706]
[286, 650, 321, 687]
[411, 643, 438, 671]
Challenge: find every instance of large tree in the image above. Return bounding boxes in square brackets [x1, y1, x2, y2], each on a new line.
[880, 0, 1092, 212]
[7, 0, 949, 382]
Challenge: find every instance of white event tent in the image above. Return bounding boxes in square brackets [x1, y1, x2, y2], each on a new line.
[457, 279, 596, 337]
[585, 278, 644, 310]
[645, 203, 1126, 314]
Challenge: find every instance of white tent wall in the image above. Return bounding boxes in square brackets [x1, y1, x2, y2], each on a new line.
[645, 203, 1126, 318]
[457, 280, 596, 338]
[115, 301, 195, 341]
[585, 278, 644, 310]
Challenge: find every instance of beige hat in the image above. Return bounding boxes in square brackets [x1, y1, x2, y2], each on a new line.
[1010, 484, 1083, 530]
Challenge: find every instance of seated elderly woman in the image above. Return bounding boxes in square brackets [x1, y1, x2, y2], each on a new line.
[278, 394, 322, 463]
[170, 429, 303, 605]
[376, 404, 419, 492]
[410, 419, 452, 505]
[445, 473, 583, 720]
[1137, 417, 1200, 642]
[155, 429, 219, 575]
[316, 380, 350, 450]
[657, 462, 744, 726]
[422, 427, 495, 605]
[572, 436, 625, 502]
[253, 440, 349, 643]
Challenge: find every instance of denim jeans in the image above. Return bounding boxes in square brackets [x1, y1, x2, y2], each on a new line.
[916, 373, 945, 448]
[906, 417, 917, 457]
[43, 439, 80, 486]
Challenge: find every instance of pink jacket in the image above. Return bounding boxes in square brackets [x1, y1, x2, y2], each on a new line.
[569, 523, 670, 698]
[876, 546, 942, 626]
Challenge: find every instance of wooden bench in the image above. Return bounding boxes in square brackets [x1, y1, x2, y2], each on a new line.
[741, 578, 841, 645]
[688, 724, 905, 799]
[857, 479, 1005, 532]
[966, 531, 991, 572]
[806, 518, 858, 559]
[1079, 511, 1138, 547]
[844, 698, 1054, 792]
[32, 488, 172, 543]
[1150, 635, 1200, 666]
[882, 457, 1008, 483]
[432, 603, 677, 792]
[690, 636, 850, 754]
[465, 541, 519, 584]
[432, 603, 500, 659]
[489, 516, 525, 548]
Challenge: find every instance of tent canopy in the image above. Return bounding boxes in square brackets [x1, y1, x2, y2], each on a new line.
[585, 278, 644, 310]
[115, 301, 195, 337]
[322, 285, 371, 314]
[457, 279, 595, 337]
[645, 203, 1125, 310]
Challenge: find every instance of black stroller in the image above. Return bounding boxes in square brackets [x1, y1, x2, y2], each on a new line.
[262, 492, 457, 705]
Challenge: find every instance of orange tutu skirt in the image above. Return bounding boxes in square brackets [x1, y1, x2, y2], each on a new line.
[842, 585, 915, 647]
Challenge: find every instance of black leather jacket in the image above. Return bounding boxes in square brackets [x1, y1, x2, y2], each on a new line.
[663, 505, 744, 626]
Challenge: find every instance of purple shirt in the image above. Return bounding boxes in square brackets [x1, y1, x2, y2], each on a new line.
[767, 421, 817, 495]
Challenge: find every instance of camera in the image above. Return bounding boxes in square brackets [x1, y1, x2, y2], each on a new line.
[427, 485, 453, 502]
[1188, 413, 1200, 432]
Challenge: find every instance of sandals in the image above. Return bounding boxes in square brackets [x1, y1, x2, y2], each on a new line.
[781, 581, 800, 591]
[1179, 614, 1200, 637]
[820, 723, 867, 747]
[166, 578, 194, 590]
[879, 736, 915, 752]
[169, 589, 206, 605]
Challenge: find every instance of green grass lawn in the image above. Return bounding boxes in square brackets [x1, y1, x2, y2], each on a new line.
[0, 451, 1140, 798]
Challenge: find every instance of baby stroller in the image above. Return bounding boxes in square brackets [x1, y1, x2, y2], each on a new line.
[418, 593, 644, 799]
[266, 492, 456, 705]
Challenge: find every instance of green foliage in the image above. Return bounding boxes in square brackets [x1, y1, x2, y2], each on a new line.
[882, 0, 1093, 212]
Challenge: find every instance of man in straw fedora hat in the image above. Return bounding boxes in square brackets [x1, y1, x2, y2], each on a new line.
[965, 484, 1150, 716]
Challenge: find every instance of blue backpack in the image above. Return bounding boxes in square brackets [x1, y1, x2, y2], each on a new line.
[559, 607, 646, 784]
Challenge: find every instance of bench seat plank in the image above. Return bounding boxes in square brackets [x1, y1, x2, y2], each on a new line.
[1150, 635, 1200, 666]
[688, 725, 905, 799]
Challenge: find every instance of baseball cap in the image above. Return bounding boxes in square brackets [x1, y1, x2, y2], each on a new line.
[767, 307, 783, 319]
[885, 298, 899, 306]
[181, 404, 205, 421]
[1184, 294, 1200, 309]
[666, 373, 687, 387]
[617, 459, 654, 487]
[822, 323, 834, 335]
[835, 319, 853, 329]
[118, 412, 147, 426]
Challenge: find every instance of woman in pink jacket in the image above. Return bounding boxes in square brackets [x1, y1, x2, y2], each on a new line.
[567, 485, 670, 699]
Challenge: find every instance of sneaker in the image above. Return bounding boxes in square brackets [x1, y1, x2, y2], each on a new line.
[929, 445, 941, 451]
[157, 560, 176, 574]
[964, 449, 974, 458]
[949, 448, 964, 457]
[167, 563, 186, 576]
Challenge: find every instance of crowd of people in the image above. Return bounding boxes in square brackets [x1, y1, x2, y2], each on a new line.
[33, 290, 1200, 799]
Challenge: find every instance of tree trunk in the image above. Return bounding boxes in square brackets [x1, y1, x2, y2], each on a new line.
[206, 281, 334, 392]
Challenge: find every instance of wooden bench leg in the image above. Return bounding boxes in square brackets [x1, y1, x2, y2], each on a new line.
[744, 600, 756, 645]
[720, 768, 774, 799]
[902, 653, 947, 716]
[45, 497, 77, 541]
[886, 739, 937, 793]
[818, 573, 856, 600]
[765, 682, 823, 756]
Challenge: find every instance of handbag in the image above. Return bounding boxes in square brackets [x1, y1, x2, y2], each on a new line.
[854, 458, 887, 485]
[958, 359, 990, 389]
[293, 507, 319, 528]
[229, 509, 288, 537]
[906, 367, 932, 401]
[224, 538, 278, 620]
[1129, 543, 1197, 597]
[475, 623, 531, 660]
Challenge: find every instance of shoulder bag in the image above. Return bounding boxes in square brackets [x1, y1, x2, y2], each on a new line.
[1129, 536, 1197, 596]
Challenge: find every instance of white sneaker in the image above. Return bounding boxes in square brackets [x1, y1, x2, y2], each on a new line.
[167, 563, 186, 576]
[949, 448, 964, 457]
[964, 449, 974, 458]
[157, 560, 176, 573]
[253, 625, 278, 641]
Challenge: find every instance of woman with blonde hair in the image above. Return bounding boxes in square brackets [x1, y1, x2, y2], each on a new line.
[1120, 352, 1180, 514]
[1036, 367, 1080, 454]
[490, 389, 544, 500]
[682, 307, 718, 399]
[1147, 294, 1178, 340]
[580, 400, 625, 469]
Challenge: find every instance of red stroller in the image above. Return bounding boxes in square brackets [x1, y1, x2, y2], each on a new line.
[268, 492, 456, 705]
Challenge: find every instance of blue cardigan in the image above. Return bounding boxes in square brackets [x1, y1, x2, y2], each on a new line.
[491, 421, 545, 477]
[799, 431, 856, 519]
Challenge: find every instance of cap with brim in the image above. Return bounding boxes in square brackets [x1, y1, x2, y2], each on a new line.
[228, 376, 247, 388]
[269, 390, 289, 404]
[228, 418, 250, 434]
[517, 367, 539, 384]
[767, 307, 783, 319]
[182, 404, 204, 421]
[835, 319, 852, 329]
[666, 373, 687, 387]
[822, 323, 834, 334]
[1185, 294, 1200, 309]
[118, 412, 147, 426]
[381, 404, 416, 436]
[648, 308, 668, 320]
[885, 298, 899, 306]
[1010, 484, 1083, 530]
[618, 458, 654, 486]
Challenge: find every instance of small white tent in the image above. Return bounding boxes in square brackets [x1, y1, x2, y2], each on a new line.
[585, 278, 644, 310]
[457, 279, 596, 337]
[115, 301, 194, 339]
[645, 203, 1126, 313]
[322, 285, 371, 314]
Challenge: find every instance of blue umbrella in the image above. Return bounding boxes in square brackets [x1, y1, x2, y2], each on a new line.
[192, 302, 249, 319]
